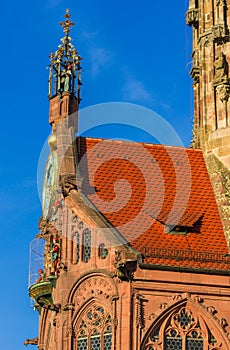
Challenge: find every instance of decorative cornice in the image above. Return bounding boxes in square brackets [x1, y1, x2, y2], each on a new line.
[186, 8, 199, 27]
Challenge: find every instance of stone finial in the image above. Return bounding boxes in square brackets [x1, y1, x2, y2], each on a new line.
[48, 9, 82, 101]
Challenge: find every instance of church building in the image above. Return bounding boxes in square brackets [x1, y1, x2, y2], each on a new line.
[27, 2, 230, 349]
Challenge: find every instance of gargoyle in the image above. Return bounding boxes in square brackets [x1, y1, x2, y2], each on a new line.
[24, 338, 38, 346]
[59, 174, 78, 197]
[42, 303, 61, 312]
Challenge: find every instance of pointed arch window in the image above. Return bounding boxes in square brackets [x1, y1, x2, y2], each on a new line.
[82, 229, 91, 262]
[75, 304, 112, 350]
[71, 232, 80, 264]
[142, 305, 218, 350]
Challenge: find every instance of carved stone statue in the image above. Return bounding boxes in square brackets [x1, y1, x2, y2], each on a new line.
[214, 52, 228, 79]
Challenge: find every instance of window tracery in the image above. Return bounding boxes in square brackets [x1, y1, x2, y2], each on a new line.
[83, 229, 91, 262]
[143, 305, 218, 350]
[75, 304, 112, 350]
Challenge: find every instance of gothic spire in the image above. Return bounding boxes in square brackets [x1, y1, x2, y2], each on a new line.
[48, 9, 82, 101]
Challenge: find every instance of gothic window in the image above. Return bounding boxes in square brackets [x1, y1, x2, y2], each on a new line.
[75, 304, 112, 350]
[71, 232, 80, 264]
[142, 305, 218, 350]
[83, 229, 91, 262]
[99, 243, 109, 259]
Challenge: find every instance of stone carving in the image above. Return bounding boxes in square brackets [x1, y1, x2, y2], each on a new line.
[159, 302, 168, 310]
[72, 276, 114, 309]
[72, 215, 78, 223]
[114, 250, 137, 281]
[211, 24, 227, 43]
[37, 217, 59, 238]
[207, 306, 217, 315]
[219, 318, 228, 329]
[60, 174, 78, 197]
[213, 52, 230, 102]
[186, 9, 199, 27]
[200, 301, 230, 335]
[216, 83, 230, 102]
[57, 261, 68, 272]
[173, 294, 183, 301]
[148, 313, 157, 321]
[42, 303, 61, 313]
[24, 338, 38, 346]
[214, 52, 228, 80]
[193, 295, 204, 303]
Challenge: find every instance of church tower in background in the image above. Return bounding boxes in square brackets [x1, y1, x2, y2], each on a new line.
[187, 0, 230, 244]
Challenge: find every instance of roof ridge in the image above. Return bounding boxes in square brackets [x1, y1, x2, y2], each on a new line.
[77, 135, 203, 152]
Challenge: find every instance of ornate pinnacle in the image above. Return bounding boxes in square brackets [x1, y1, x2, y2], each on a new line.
[59, 9, 75, 35]
[48, 9, 82, 101]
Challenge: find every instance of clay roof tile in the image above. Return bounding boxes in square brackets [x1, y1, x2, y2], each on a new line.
[77, 137, 228, 272]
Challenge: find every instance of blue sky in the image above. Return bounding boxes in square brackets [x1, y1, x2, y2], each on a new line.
[0, 0, 192, 348]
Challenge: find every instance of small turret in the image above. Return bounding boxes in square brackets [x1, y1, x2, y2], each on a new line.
[48, 9, 82, 132]
[48, 8, 82, 100]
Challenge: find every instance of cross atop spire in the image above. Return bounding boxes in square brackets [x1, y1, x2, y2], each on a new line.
[59, 8, 75, 35]
[48, 9, 82, 101]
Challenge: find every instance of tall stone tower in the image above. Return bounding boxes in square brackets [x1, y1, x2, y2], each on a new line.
[186, 0, 230, 244]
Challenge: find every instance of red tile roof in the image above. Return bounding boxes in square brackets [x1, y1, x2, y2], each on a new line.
[77, 137, 229, 272]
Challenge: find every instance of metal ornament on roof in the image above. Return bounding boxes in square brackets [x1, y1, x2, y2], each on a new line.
[48, 9, 82, 101]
